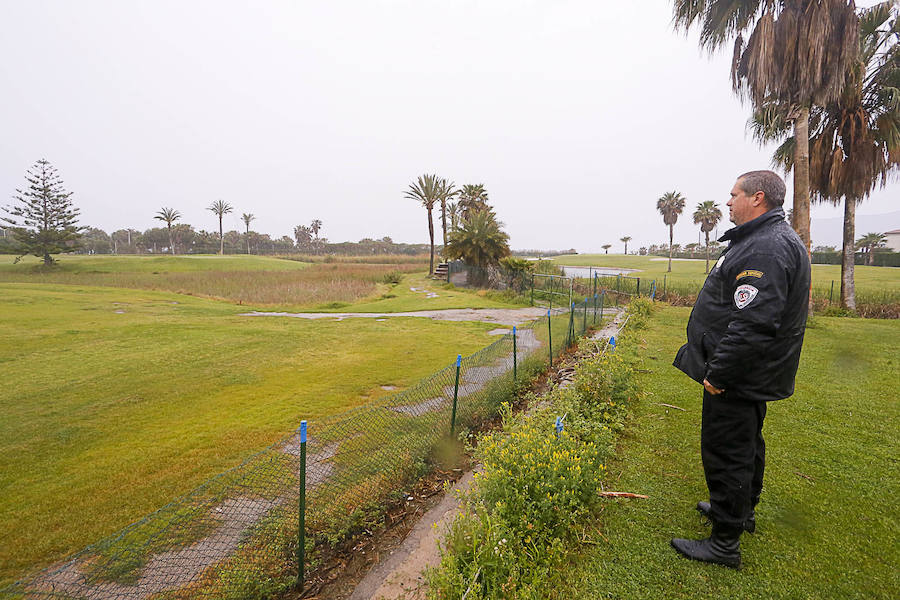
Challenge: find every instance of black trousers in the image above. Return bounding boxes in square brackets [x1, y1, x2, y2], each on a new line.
[701, 390, 767, 528]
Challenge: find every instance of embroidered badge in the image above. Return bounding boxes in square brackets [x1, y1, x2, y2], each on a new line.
[735, 269, 764, 281]
[734, 284, 759, 309]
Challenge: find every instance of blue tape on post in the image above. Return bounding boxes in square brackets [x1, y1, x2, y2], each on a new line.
[547, 309, 551, 317]
[456, 354, 461, 367]
[610, 336, 616, 350]
[300, 420, 307, 443]
[555, 416, 563, 439]
[513, 326, 516, 335]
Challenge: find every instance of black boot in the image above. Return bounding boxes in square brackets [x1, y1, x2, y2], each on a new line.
[671, 523, 742, 569]
[696, 501, 756, 533]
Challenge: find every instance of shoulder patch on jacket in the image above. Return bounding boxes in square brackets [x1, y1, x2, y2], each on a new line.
[734, 284, 759, 309]
[735, 269, 764, 281]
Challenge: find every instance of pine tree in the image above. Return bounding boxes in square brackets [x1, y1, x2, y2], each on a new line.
[2, 159, 83, 265]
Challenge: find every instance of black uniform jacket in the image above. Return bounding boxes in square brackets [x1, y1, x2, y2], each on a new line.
[673, 208, 811, 402]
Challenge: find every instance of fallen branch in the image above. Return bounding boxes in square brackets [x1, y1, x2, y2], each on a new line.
[599, 491, 649, 499]
[656, 403, 686, 411]
[794, 471, 815, 482]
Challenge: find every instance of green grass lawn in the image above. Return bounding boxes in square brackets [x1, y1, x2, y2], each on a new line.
[0, 283, 504, 585]
[562, 306, 898, 599]
[550, 253, 900, 293]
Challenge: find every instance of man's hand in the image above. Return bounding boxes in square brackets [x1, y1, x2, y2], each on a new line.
[703, 379, 724, 395]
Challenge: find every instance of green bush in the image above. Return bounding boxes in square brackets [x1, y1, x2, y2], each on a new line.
[475, 417, 607, 545]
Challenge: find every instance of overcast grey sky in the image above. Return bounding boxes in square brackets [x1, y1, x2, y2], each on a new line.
[1, 0, 895, 253]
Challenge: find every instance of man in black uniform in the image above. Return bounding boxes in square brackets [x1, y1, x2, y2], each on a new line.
[670, 170, 811, 569]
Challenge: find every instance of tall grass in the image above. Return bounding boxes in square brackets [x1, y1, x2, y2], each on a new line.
[276, 254, 431, 265]
[0, 263, 424, 307]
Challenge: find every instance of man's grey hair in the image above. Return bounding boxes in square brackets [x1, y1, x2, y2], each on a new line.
[737, 170, 786, 208]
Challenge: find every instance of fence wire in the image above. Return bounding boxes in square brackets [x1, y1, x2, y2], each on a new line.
[2, 291, 614, 600]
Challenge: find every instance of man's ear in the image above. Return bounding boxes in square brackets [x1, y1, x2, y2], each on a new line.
[754, 192, 765, 207]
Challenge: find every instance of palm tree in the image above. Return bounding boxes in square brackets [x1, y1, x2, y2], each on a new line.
[437, 179, 457, 251]
[657, 191, 686, 273]
[620, 236, 632, 254]
[751, 2, 900, 309]
[404, 174, 442, 275]
[444, 210, 510, 278]
[207, 200, 233, 255]
[153, 207, 181, 254]
[447, 202, 460, 231]
[673, 0, 860, 258]
[310, 219, 323, 254]
[241, 213, 255, 254]
[857, 232, 887, 265]
[693, 201, 723, 274]
[457, 184, 491, 222]
[602, 244, 612, 254]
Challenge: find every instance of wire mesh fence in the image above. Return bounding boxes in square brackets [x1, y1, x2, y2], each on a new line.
[2, 293, 615, 600]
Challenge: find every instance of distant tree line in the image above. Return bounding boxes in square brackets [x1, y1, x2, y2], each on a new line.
[1, 159, 438, 261]
[0, 223, 435, 257]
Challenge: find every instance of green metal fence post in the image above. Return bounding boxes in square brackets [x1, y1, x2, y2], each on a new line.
[531, 273, 535, 306]
[615, 275, 620, 307]
[593, 293, 598, 324]
[447, 262, 451, 284]
[663, 274, 667, 299]
[583, 297, 587, 333]
[637, 277, 641, 296]
[547, 309, 553, 366]
[599, 291, 605, 322]
[567, 301, 575, 346]
[450, 354, 461, 436]
[829, 280, 834, 303]
[297, 420, 307, 590]
[512, 326, 517, 381]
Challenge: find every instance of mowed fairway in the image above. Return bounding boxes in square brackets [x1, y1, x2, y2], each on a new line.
[564, 307, 899, 599]
[0, 281, 505, 584]
[550, 253, 900, 298]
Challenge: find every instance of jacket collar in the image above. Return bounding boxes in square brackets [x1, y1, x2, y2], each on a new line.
[718, 208, 786, 243]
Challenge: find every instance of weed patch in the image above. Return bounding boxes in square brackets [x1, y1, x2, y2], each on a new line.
[428, 305, 645, 599]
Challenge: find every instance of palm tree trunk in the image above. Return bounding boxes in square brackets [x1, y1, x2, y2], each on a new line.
[427, 207, 435, 275]
[168, 225, 174, 255]
[440, 199, 448, 251]
[792, 106, 814, 312]
[668, 224, 673, 273]
[219, 217, 224, 255]
[704, 231, 710, 274]
[792, 106, 812, 254]
[840, 197, 856, 310]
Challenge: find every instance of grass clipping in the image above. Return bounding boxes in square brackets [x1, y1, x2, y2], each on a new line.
[428, 299, 650, 599]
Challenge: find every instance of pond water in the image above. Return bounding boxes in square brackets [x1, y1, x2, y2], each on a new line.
[560, 265, 639, 278]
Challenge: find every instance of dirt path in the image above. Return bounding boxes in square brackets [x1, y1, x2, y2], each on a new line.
[241, 307, 550, 326]
[346, 309, 628, 600]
